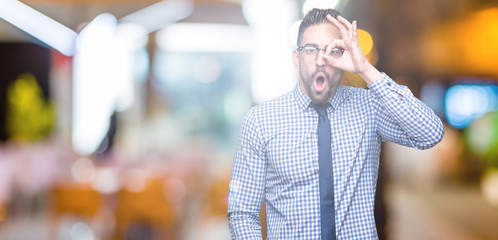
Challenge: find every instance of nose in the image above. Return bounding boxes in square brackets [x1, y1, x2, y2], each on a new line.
[316, 49, 327, 67]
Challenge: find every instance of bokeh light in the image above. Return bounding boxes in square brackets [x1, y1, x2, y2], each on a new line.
[357, 29, 373, 56]
[302, 0, 340, 15]
[71, 157, 96, 184]
[445, 84, 498, 129]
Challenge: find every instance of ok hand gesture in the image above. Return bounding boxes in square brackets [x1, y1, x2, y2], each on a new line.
[325, 15, 381, 84]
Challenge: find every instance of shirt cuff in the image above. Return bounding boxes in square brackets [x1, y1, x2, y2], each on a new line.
[367, 72, 407, 99]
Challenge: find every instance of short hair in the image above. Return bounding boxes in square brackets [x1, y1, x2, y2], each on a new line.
[297, 8, 341, 46]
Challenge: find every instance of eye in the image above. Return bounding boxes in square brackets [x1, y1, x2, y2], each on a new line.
[304, 46, 318, 54]
[330, 47, 344, 57]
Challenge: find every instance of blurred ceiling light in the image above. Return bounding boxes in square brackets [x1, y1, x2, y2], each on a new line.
[73, 14, 149, 156]
[0, 0, 77, 56]
[73, 0, 193, 155]
[242, 0, 298, 103]
[302, 0, 340, 15]
[156, 23, 253, 52]
[72, 13, 118, 156]
[76, 13, 118, 52]
[112, 23, 149, 52]
[120, 0, 194, 33]
[111, 23, 148, 112]
[242, 0, 297, 27]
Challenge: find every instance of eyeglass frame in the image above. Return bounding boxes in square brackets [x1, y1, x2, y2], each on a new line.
[297, 44, 345, 59]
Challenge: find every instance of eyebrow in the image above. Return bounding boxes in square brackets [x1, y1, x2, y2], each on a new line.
[302, 43, 319, 47]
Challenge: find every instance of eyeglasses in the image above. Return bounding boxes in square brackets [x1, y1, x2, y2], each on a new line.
[297, 45, 345, 59]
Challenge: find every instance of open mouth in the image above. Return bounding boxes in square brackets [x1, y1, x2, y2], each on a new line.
[313, 72, 327, 93]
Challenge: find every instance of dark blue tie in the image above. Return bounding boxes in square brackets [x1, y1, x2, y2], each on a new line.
[313, 104, 336, 240]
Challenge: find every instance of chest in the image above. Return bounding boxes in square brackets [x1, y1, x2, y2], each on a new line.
[265, 103, 375, 183]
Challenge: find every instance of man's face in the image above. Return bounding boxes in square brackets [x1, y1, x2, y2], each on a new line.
[293, 23, 344, 105]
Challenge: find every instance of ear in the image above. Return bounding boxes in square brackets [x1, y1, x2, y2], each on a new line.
[293, 49, 300, 69]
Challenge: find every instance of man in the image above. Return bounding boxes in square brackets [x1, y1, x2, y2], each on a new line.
[227, 8, 444, 240]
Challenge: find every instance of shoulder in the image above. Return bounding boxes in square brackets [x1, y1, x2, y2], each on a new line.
[339, 86, 380, 113]
[248, 91, 295, 119]
[240, 91, 297, 137]
[342, 86, 375, 101]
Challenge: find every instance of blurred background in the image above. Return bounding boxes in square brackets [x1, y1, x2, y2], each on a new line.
[0, 0, 497, 239]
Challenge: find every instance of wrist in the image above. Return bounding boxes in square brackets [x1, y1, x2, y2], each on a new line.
[358, 63, 382, 84]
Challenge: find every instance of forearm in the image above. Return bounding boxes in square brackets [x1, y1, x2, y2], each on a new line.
[359, 61, 383, 85]
[390, 95, 444, 149]
[369, 73, 444, 149]
[228, 211, 263, 239]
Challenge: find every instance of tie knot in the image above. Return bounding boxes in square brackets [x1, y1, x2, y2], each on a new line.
[312, 103, 328, 116]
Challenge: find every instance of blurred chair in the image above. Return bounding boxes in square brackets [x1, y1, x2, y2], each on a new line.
[114, 178, 175, 240]
[49, 184, 104, 239]
[51, 185, 102, 217]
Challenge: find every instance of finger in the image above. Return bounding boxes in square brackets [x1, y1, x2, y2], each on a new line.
[352, 20, 358, 41]
[337, 15, 353, 31]
[326, 14, 335, 23]
[338, 16, 355, 42]
[327, 14, 349, 39]
[338, 16, 359, 44]
[329, 15, 348, 34]
[351, 20, 362, 47]
[325, 39, 345, 55]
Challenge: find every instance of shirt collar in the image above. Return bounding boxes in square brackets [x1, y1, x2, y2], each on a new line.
[293, 83, 347, 112]
[329, 84, 346, 111]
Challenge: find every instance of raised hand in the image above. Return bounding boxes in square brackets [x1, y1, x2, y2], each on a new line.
[325, 15, 382, 84]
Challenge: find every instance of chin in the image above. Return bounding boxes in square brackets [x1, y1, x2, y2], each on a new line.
[311, 94, 329, 105]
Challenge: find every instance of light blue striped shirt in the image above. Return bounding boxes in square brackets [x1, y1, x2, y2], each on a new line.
[228, 73, 444, 239]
